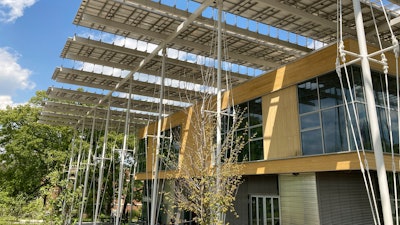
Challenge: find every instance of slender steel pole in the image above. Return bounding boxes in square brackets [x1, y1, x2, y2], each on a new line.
[79, 110, 97, 225]
[62, 132, 76, 224]
[94, 103, 112, 224]
[116, 76, 134, 225]
[150, 48, 167, 225]
[216, 0, 223, 224]
[67, 120, 85, 225]
[352, 1, 393, 224]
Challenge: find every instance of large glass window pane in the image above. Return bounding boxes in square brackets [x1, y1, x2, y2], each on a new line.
[266, 198, 272, 225]
[251, 197, 257, 225]
[391, 110, 399, 154]
[159, 126, 181, 170]
[137, 138, 147, 173]
[249, 139, 264, 161]
[250, 125, 263, 139]
[238, 102, 249, 129]
[298, 78, 319, 114]
[249, 98, 263, 126]
[387, 75, 398, 109]
[322, 107, 348, 153]
[372, 71, 386, 107]
[351, 66, 365, 102]
[273, 198, 280, 225]
[319, 72, 343, 108]
[258, 197, 264, 225]
[376, 107, 398, 153]
[357, 103, 372, 150]
[300, 112, 320, 130]
[301, 129, 323, 155]
[347, 103, 371, 151]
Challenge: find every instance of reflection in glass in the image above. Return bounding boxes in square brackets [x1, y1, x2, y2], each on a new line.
[249, 98, 263, 126]
[319, 72, 343, 109]
[301, 129, 323, 155]
[296, 65, 400, 156]
[137, 138, 147, 173]
[298, 78, 319, 114]
[322, 107, 348, 153]
[300, 112, 320, 130]
[250, 139, 264, 161]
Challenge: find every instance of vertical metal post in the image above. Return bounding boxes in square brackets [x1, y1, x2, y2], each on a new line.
[79, 110, 97, 225]
[94, 103, 112, 224]
[62, 132, 76, 224]
[352, 0, 393, 224]
[150, 48, 167, 225]
[216, 0, 223, 224]
[116, 76, 134, 225]
[67, 120, 85, 225]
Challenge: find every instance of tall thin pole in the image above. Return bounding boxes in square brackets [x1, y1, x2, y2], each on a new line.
[62, 132, 77, 224]
[94, 103, 112, 224]
[216, 0, 223, 224]
[150, 48, 167, 225]
[67, 120, 85, 225]
[352, 1, 393, 224]
[79, 110, 97, 225]
[116, 76, 134, 225]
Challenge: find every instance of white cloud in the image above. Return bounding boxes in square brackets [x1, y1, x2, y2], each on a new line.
[0, 95, 12, 109]
[0, 0, 37, 23]
[0, 47, 35, 108]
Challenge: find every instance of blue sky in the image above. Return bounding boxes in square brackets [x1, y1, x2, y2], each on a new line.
[0, 0, 83, 109]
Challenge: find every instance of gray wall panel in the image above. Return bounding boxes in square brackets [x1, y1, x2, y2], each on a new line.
[317, 171, 376, 225]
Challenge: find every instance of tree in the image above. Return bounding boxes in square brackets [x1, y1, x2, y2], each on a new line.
[0, 91, 73, 221]
[164, 93, 246, 225]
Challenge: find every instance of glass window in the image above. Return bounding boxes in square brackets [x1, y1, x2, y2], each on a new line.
[377, 107, 399, 153]
[250, 195, 280, 225]
[297, 65, 400, 156]
[301, 129, 323, 155]
[321, 107, 348, 153]
[137, 138, 147, 173]
[249, 139, 264, 161]
[159, 126, 181, 170]
[222, 97, 264, 162]
[351, 66, 365, 102]
[298, 78, 319, 114]
[319, 72, 343, 108]
[249, 98, 263, 126]
[300, 112, 320, 130]
[372, 71, 386, 107]
[348, 103, 371, 150]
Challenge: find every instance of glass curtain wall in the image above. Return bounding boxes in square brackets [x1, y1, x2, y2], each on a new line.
[222, 97, 264, 161]
[159, 125, 181, 170]
[298, 66, 399, 155]
[137, 138, 147, 173]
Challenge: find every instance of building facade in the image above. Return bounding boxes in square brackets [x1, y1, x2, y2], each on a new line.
[136, 39, 400, 225]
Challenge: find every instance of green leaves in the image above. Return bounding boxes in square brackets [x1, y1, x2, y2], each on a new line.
[0, 94, 73, 202]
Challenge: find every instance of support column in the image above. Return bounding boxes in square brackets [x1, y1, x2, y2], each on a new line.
[94, 103, 112, 224]
[116, 76, 134, 225]
[216, 0, 223, 224]
[67, 120, 85, 225]
[352, 0, 393, 224]
[150, 48, 167, 225]
[62, 132, 77, 224]
[79, 110, 97, 225]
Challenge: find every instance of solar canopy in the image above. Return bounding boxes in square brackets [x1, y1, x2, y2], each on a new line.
[40, 0, 400, 130]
